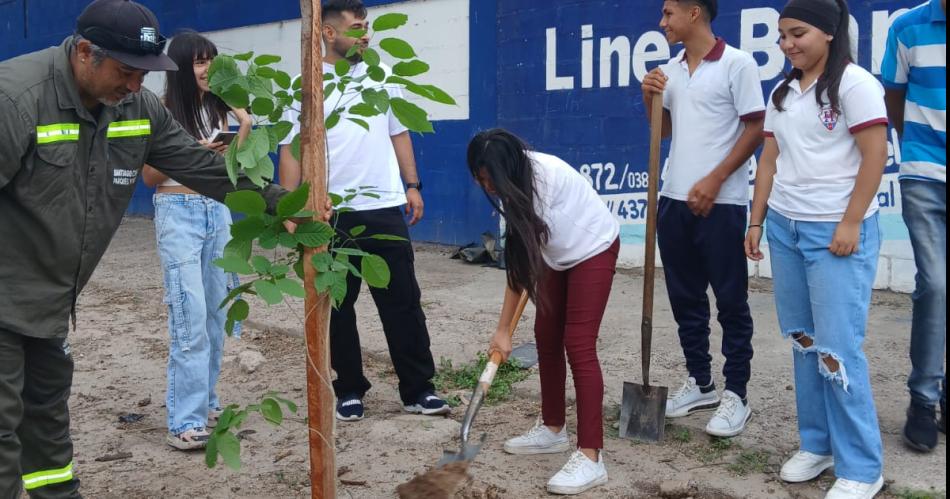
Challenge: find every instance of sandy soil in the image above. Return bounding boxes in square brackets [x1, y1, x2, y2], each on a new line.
[47, 217, 945, 498]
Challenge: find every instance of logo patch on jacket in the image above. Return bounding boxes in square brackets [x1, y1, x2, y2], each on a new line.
[818, 106, 839, 131]
[113, 168, 137, 186]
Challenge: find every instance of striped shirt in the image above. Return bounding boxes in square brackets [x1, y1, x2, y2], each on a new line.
[881, 0, 947, 183]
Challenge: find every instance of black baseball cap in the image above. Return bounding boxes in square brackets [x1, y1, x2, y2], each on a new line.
[75, 0, 178, 71]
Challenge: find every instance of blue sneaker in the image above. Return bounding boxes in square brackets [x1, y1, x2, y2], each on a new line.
[404, 391, 451, 416]
[336, 395, 364, 422]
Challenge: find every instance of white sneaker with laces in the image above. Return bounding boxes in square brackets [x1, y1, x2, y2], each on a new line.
[666, 377, 720, 418]
[780, 450, 834, 483]
[546, 450, 608, 495]
[503, 421, 571, 455]
[825, 476, 884, 499]
[705, 390, 751, 437]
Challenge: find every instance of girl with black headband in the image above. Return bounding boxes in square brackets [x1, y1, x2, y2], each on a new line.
[744, 0, 889, 498]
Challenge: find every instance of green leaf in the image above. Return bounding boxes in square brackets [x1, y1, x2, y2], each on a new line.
[277, 182, 310, 218]
[386, 76, 456, 105]
[219, 282, 253, 309]
[209, 56, 245, 93]
[324, 82, 337, 99]
[293, 258, 305, 279]
[419, 84, 457, 105]
[326, 110, 342, 129]
[254, 54, 282, 65]
[256, 66, 276, 78]
[390, 98, 434, 133]
[344, 28, 368, 38]
[224, 137, 240, 186]
[274, 70, 292, 89]
[217, 432, 242, 470]
[271, 263, 290, 277]
[293, 76, 303, 90]
[334, 59, 352, 77]
[223, 239, 252, 261]
[253, 280, 284, 305]
[275, 278, 306, 298]
[329, 271, 348, 305]
[251, 255, 273, 274]
[360, 192, 381, 199]
[236, 128, 270, 171]
[205, 433, 219, 468]
[373, 13, 409, 32]
[251, 97, 275, 116]
[362, 89, 390, 114]
[227, 299, 250, 321]
[348, 103, 380, 117]
[345, 44, 361, 59]
[350, 225, 367, 237]
[362, 47, 381, 67]
[314, 268, 335, 292]
[361, 254, 391, 288]
[290, 134, 301, 161]
[379, 38, 417, 59]
[295, 222, 334, 247]
[248, 76, 274, 100]
[267, 394, 299, 413]
[333, 247, 370, 257]
[370, 234, 408, 241]
[272, 121, 294, 143]
[367, 65, 386, 82]
[214, 256, 255, 275]
[347, 118, 370, 131]
[279, 232, 298, 249]
[393, 60, 430, 77]
[336, 253, 362, 278]
[220, 85, 250, 109]
[230, 216, 267, 241]
[233, 51, 254, 61]
[225, 190, 266, 216]
[311, 252, 334, 273]
[260, 398, 283, 425]
[328, 192, 344, 206]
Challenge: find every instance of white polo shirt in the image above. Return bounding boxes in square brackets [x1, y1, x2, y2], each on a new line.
[763, 64, 888, 222]
[280, 62, 408, 212]
[529, 152, 620, 271]
[661, 38, 766, 206]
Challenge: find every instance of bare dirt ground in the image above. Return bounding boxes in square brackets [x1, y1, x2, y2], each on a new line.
[53, 217, 945, 498]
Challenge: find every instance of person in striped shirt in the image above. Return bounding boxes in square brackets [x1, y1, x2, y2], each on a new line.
[881, 0, 947, 454]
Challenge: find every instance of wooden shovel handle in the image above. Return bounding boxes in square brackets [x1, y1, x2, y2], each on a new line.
[484, 290, 530, 385]
[641, 95, 664, 386]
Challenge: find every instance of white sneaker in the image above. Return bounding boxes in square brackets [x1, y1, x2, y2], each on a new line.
[503, 421, 571, 455]
[546, 450, 608, 495]
[666, 377, 720, 418]
[780, 450, 835, 483]
[825, 476, 884, 499]
[705, 390, 751, 437]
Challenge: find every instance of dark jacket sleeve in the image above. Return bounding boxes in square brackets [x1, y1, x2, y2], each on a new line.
[141, 89, 286, 212]
[0, 90, 31, 190]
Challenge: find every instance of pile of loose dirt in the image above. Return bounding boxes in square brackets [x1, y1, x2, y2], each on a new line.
[396, 461, 471, 498]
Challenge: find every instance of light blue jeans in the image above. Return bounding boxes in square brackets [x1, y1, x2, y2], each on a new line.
[154, 194, 238, 435]
[766, 210, 883, 483]
[900, 179, 946, 409]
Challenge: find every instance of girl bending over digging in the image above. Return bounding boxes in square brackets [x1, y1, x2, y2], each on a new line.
[467, 129, 620, 495]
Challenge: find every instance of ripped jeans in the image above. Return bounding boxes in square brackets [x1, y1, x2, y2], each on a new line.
[766, 210, 883, 483]
[155, 194, 240, 435]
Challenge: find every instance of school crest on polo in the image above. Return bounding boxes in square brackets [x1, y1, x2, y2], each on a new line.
[818, 106, 839, 131]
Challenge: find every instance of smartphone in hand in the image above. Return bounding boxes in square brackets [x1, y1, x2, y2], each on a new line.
[210, 131, 239, 145]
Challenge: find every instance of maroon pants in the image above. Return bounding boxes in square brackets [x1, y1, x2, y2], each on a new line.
[535, 239, 619, 450]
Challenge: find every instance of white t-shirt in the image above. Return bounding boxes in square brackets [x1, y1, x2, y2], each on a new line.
[529, 152, 620, 271]
[280, 62, 409, 211]
[661, 39, 766, 206]
[764, 64, 889, 222]
[160, 107, 224, 187]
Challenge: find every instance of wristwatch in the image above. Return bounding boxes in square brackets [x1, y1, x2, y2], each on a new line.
[406, 181, 423, 192]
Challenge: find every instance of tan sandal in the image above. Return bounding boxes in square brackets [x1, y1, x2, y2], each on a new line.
[166, 428, 210, 450]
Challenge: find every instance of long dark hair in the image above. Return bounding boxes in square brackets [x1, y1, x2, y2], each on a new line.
[467, 129, 550, 304]
[164, 31, 229, 139]
[772, 0, 852, 113]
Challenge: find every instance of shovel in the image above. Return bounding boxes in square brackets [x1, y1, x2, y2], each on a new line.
[437, 290, 530, 466]
[618, 94, 669, 443]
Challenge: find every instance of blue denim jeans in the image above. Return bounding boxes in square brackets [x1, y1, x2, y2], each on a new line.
[766, 210, 883, 483]
[900, 179, 947, 409]
[154, 194, 237, 435]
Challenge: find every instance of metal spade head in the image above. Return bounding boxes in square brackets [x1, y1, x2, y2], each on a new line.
[618, 381, 668, 443]
[437, 433, 486, 467]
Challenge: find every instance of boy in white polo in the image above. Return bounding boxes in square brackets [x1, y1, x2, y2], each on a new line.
[641, 0, 764, 437]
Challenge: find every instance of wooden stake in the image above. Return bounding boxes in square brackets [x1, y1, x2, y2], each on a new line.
[299, 1, 335, 498]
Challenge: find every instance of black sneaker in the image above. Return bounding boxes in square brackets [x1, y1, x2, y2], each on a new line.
[903, 401, 938, 452]
[404, 391, 451, 416]
[336, 395, 364, 422]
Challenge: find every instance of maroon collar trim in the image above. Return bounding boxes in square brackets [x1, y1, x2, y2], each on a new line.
[679, 37, 727, 63]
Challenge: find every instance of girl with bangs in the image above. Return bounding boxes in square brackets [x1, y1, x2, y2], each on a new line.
[142, 31, 252, 450]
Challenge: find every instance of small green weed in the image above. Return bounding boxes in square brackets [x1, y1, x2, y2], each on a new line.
[727, 450, 771, 476]
[433, 353, 531, 405]
[892, 489, 947, 499]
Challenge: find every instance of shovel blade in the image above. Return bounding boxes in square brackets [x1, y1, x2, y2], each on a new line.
[619, 381, 668, 443]
[436, 433, 486, 467]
